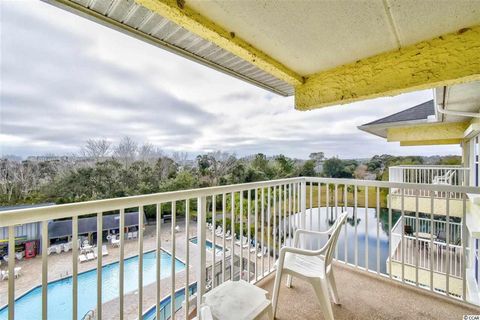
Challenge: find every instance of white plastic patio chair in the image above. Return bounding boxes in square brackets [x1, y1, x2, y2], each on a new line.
[78, 254, 88, 263]
[272, 211, 348, 320]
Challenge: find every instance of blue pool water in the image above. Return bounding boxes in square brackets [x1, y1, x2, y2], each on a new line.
[143, 283, 197, 320]
[190, 237, 223, 254]
[0, 250, 185, 320]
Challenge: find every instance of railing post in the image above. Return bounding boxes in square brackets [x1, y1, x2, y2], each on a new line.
[196, 196, 207, 311]
[300, 179, 307, 229]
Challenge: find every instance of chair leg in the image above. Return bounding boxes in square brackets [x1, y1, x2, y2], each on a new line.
[272, 268, 283, 318]
[327, 269, 340, 305]
[286, 275, 292, 288]
[311, 279, 334, 320]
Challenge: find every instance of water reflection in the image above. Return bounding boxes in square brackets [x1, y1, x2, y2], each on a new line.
[282, 207, 400, 275]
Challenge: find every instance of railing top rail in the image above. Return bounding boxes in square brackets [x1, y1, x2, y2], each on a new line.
[0, 177, 304, 227]
[389, 165, 468, 170]
[306, 177, 480, 194]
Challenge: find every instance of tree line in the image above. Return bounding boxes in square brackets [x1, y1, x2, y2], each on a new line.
[0, 137, 460, 206]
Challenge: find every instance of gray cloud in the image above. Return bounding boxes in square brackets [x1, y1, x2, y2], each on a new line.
[0, 1, 460, 159]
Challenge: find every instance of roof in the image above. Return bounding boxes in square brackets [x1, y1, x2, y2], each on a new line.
[48, 211, 143, 239]
[362, 100, 435, 126]
[42, 0, 480, 104]
[358, 100, 435, 138]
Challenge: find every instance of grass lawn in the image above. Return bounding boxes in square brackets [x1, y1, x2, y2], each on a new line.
[306, 185, 388, 209]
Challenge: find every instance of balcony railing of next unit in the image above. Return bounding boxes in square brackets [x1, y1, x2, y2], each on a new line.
[389, 165, 470, 199]
[0, 177, 478, 320]
[390, 215, 464, 279]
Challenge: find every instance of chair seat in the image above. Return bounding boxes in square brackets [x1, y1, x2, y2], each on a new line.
[281, 252, 326, 279]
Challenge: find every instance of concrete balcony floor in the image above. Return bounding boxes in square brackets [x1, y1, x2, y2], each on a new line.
[259, 262, 479, 320]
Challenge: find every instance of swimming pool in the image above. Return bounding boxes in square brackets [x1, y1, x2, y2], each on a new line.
[142, 283, 197, 320]
[0, 250, 185, 320]
[189, 237, 224, 255]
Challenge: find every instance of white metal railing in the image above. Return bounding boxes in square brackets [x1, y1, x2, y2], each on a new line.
[390, 217, 463, 278]
[389, 166, 469, 199]
[0, 177, 479, 320]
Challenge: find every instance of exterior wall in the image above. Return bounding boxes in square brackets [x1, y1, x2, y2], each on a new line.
[387, 260, 463, 297]
[389, 195, 464, 218]
[0, 222, 41, 241]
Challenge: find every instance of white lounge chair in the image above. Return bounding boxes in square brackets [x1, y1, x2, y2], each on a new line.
[14, 267, 21, 278]
[175, 225, 181, 233]
[78, 254, 88, 263]
[47, 246, 57, 255]
[63, 242, 72, 252]
[235, 236, 249, 248]
[127, 232, 133, 240]
[222, 230, 230, 239]
[215, 226, 223, 236]
[86, 252, 95, 261]
[111, 237, 121, 247]
[226, 232, 235, 241]
[272, 211, 348, 320]
[1, 270, 7, 281]
[15, 251, 24, 260]
[102, 245, 109, 256]
[257, 246, 268, 258]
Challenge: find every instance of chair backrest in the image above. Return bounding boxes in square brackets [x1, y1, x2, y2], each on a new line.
[322, 211, 348, 269]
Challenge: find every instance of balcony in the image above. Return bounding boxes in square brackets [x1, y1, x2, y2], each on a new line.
[388, 165, 470, 215]
[0, 177, 478, 320]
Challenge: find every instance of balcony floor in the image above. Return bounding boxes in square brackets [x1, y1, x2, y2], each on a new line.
[259, 262, 479, 320]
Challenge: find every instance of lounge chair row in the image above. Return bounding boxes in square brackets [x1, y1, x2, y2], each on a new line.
[78, 245, 109, 263]
[0, 267, 22, 281]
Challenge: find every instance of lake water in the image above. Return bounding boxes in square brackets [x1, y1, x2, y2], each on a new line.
[289, 207, 397, 274]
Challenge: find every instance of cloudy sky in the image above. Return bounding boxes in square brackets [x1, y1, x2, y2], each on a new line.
[0, 1, 460, 159]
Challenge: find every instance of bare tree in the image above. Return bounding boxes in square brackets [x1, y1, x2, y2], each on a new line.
[209, 151, 236, 185]
[172, 151, 189, 169]
[138, 142, 163, 162]
[114, 136, 138, 168]
[81, 138, 112, 161]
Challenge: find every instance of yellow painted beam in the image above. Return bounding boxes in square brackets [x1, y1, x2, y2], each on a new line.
[135, 0, 303, 86]
[400, 139, 462, 146]
[387, 122, 469, 142]
[295, 25, 480, 110]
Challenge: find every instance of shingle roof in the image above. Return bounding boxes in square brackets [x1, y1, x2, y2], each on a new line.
[362, 100, 435, 126]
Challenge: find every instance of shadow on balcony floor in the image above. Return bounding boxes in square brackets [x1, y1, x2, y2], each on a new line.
[259, 262, 479, 320]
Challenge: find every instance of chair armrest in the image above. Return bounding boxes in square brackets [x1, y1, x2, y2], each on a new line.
[279, 245, 322, 257]
[293, 228, 331, 248]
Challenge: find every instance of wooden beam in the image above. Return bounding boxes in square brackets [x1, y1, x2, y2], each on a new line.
[135, 0, 303, 86]
[400, 139, 462, 146]
[387, 122, 469, 143]
[295, 25, 480, 110]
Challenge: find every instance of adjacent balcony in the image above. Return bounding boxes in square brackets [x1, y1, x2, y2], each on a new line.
[0, 177, 478, 320]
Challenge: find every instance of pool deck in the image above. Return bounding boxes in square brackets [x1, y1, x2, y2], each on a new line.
[0, 220, 275, 319]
